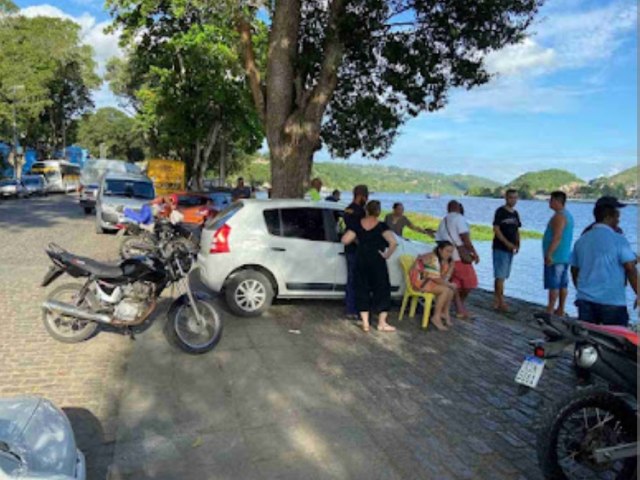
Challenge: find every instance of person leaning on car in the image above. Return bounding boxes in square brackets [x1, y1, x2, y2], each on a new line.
[343, 184, 369, 320]
[571, 199, 637, 326]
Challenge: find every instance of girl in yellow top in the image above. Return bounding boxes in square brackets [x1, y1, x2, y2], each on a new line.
[409, 241, 456, 331]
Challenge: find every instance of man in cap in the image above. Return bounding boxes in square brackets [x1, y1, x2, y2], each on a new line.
[571, 196, 637, 326]
[581, 196, 626, 235]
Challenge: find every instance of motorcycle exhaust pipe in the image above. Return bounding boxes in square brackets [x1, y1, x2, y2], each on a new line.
[42, 300, 113, 324]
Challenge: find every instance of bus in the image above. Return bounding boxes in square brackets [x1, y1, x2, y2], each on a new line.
[145, 159, 186, 196]
[30, 160, 81, 193]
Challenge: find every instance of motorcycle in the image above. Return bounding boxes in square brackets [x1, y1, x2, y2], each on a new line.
[40, 230, 222, 354]
[515, 313, 637, 480]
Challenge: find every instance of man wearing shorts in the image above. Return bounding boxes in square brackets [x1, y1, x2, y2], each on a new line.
[435, 200, 479, 319]
[492, 189, 521, 312]
[543, 191, 574, 316]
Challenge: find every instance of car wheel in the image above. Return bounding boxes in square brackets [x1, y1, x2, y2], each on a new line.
[224, 270, 274, 317]
[83, 207, 93, 215]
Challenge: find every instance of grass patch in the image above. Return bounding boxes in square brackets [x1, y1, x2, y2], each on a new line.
[382, 211, 543, 243]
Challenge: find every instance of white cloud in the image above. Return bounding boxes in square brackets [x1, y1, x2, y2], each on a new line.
[20, 5, 122, 75]
[484, 38, 556, 76]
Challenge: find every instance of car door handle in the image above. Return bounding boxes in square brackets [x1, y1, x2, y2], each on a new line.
[271, 247, 286, 252]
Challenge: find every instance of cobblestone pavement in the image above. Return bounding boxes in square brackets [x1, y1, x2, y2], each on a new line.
[0, 194, 132, 479]
[111, 288, 579, 479]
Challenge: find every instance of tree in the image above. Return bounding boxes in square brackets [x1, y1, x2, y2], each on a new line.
[240, 0, 541, 197]
[108, 0, 541, 197]
[77, 107, 146, 161]
[106, 4, 263, 190]
[0, 15, 100, 157]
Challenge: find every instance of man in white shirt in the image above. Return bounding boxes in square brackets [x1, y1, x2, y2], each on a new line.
[435, 200, 480, 319]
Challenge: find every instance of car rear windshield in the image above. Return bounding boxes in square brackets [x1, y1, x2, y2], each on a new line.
[205, 202, 243, 230]
[104, 180, 154, 200]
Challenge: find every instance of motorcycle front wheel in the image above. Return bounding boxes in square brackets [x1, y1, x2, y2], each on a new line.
[42, 283, 98, 343]
[167, 294, 223, 354]
[537, 387, 637, 480]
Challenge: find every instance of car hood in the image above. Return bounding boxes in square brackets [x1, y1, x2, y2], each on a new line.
[101, 197, 149, 210]
[0, 185, 17, 191]
[0, 396, 78, 478]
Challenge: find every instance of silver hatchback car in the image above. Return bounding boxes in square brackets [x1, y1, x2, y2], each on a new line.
[95, 171, 155, 233]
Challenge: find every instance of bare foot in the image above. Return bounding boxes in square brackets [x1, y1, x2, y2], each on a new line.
[431, 316, 448, 331]
[377, 323, 396, 332]
[443, 315, 453, 327]
[362, 321, 370, 333]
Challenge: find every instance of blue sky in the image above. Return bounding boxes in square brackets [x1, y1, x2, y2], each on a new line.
[15, 0, 638, 182]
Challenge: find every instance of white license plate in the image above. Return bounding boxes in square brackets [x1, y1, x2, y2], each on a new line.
[515, 355, 545, 388]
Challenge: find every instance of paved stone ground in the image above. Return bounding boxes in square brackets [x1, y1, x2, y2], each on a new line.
[1, 194, 581, 479]
[0, 194, 133, 479]
[110, 290, 579, 479]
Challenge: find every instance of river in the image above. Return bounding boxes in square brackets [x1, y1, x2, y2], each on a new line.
[368, 192, 638, 321]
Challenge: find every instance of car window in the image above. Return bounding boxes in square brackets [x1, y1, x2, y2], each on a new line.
[205, 202, 243, 230]
[280, 208, 326, 241]
[263, 209, 280, 235]
[104, 180, 155, 200]
[326, 210, 346, 242]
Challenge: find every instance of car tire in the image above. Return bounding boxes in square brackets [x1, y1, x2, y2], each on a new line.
[224, 270, 274, 317]
[83, 207, 93, 215]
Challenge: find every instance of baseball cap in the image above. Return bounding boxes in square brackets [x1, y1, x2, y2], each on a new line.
[595, 196, 626, 208]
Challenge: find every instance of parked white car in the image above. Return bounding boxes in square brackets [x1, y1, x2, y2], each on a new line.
[0, 396, 86, 479]
[198, 199, 428, 316]
[0, 179, 27, 199]
[21, 175, 48, 196]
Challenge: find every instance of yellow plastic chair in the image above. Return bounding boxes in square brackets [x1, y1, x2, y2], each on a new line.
[398, 254, 435, 330]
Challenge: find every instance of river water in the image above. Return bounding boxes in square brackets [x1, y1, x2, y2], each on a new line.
[367, 193, 638, 321]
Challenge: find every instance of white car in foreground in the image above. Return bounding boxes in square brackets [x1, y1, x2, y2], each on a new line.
[198, 199, 428, 316]
[0, 396, 85, 479]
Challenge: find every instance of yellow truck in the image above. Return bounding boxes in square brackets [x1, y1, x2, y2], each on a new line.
[145, 159, 186, 196]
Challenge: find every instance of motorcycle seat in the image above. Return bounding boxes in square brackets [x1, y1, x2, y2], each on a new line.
[61, 252, 123, 279]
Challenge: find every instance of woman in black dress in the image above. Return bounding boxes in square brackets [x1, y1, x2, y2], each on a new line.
[341, 200, 398, 332]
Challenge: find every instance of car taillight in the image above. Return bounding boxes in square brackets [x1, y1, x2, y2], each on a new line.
[210, 224, 231, 253]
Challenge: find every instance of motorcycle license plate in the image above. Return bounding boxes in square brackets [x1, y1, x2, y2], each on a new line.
[514, 356, 545, 389]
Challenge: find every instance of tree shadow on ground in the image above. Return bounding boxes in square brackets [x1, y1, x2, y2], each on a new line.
[0, 194, 90, 232]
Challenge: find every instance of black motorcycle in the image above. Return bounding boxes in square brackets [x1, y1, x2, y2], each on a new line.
[516, 313, 637, 480]
[118, 217, 199, 260]
[40, 232, 222, 354]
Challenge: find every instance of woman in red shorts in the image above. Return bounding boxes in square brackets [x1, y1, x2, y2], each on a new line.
[409, 241, 457, 331]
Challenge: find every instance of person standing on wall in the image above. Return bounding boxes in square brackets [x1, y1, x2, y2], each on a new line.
[543, 191, 574, 316]
[343, 185, 369, 321]
[492, 189, 521, 312]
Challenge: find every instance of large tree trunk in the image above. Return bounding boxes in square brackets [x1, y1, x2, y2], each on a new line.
[238, 0, 346, 199]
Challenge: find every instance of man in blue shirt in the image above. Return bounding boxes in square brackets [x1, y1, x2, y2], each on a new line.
[571, 201, 637, 326]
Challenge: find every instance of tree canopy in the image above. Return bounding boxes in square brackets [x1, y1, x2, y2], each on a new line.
[77, 107, 146, 162]
[106, 1, 264, 188]
[107, 0, 542, 197]
[0, 14, 100, 156]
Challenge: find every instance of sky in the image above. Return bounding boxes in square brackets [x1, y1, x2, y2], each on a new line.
[13, 0, 638, 183]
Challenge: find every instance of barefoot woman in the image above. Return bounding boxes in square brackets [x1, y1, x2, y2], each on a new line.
[409, 241, 457, 331]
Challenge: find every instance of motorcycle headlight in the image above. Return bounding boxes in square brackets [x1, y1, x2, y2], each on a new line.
[575, 345, 598, 368]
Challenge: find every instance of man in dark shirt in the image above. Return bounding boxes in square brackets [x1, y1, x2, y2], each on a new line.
[231, 177, 251, 201]
[325, 189, 341, 202]
[492, 189, 522, 311]
[343, 184, 368, 319]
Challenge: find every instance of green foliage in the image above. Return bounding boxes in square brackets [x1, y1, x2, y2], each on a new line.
[106, 0, 263, 186]
[507, 169, 585, 194]
[381, 210, 542, 243]
[0, 15, 99, 154]
[235, 155, 499, 194]
[606, 166, 637, 187]
[0, 0, 17, 14]
[76, 107, 146, 162]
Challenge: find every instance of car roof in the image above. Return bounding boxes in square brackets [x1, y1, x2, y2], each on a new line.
[103, 171, 151, 182]
[239, 198, 347, 210]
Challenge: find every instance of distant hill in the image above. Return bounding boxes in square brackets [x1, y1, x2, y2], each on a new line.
[507, 169, 585, 193]
[596, 166, 637, 188]
[237, 157, 500, 194]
